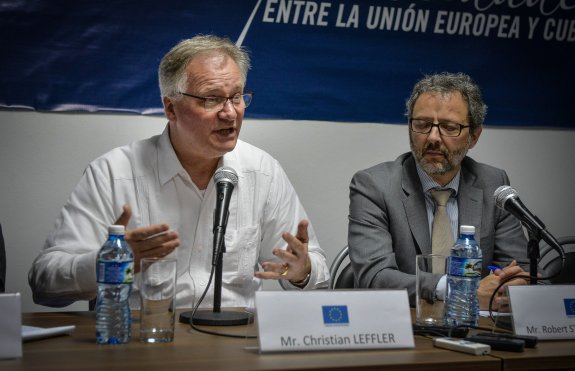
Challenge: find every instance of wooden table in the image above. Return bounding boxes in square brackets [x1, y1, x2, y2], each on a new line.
[3, 309, 575, 370]
[490, 341, 575, 371]
[2, 309, 505, 371]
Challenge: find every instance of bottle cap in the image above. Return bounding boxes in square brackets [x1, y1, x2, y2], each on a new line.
[460, 225, 475, 235]
[108, 225, 126, 235]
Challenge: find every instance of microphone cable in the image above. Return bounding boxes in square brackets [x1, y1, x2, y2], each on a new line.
[186, 254, 257, 339]
[486, 259, 566, 325]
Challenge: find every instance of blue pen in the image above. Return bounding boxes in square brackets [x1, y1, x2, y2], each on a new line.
[487, 265, 499, 272]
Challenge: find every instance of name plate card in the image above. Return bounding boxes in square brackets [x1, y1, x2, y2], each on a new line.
[255, 290, 414, 352]
[0, 293, 22, 359]
[508, 285, 575, 340]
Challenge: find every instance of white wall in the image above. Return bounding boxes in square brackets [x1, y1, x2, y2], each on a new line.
[1, 110, 574, 312]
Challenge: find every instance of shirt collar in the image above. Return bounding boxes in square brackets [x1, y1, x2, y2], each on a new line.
[158, 124, 188, 186]
[416, 164, 461, 195]
[157, 125, 245, 186]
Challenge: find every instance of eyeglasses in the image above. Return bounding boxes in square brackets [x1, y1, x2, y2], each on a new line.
[179, 91, 253, 112]
[409, 118, 470, 137]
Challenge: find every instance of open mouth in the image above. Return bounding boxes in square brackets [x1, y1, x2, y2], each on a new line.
[216, 128, 235, 136]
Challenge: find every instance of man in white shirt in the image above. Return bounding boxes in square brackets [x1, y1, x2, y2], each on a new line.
[28, 35, 330, 309]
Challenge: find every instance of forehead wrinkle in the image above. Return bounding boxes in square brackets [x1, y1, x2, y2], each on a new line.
[415, 91, 468, 122]
[185, 53, 243, 95]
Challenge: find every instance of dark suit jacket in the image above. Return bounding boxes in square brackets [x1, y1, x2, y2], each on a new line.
[348, 153, 529, 306]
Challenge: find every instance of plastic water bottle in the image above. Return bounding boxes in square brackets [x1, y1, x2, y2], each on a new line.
[96, 225, 134, 344]
[444, 225, 482, 327]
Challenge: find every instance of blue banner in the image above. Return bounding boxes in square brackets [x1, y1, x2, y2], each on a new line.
[1, 0, 574, 127]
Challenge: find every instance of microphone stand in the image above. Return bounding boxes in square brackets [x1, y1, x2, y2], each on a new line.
[179, 214, 250, 326]
[495, 224, 541, 332]
[526, 226, 541, 286]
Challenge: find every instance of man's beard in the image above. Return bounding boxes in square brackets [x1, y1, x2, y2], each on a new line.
[410, 135, 470, 176]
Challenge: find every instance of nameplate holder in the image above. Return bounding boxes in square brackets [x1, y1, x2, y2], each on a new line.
[254, 289, 414, 352]
[508, 285, 575, 340]
[0, 293, 22, 359]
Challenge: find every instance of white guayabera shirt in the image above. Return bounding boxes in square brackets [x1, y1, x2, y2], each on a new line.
[29, 126, 329, 309]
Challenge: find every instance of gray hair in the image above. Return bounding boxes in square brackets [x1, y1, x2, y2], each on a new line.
[158, 34, 251, 99]
[405, 72, 487, 132]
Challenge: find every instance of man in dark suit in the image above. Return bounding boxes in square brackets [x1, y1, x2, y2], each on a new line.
[348, 72, 529, 310]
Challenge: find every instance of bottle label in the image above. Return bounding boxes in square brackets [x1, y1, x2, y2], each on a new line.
[97, 260, 134, 284]
[447, 257, 482, 277]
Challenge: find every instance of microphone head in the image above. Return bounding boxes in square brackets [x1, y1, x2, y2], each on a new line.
[214, 166, 238, 186]
[494, 185, 518, 209]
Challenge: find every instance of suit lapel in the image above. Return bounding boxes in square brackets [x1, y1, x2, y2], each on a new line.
[401, 156, 432, 255]
[458, 166, 483, 240]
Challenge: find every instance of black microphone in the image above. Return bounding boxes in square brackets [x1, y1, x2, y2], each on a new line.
[179, 166, 249, 326]
[212, 166, 238, 265]
[494, 186, 563, 254]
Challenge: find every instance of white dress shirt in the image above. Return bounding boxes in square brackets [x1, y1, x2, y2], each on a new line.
[29, 126, 329, 309]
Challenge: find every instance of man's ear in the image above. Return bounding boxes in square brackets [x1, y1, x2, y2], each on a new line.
[468, 126, 483, 149]
[163, 96, 176, 120]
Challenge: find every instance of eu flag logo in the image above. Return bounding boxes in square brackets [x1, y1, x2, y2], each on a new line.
[322, 305, 349, 326]
[564, 298, 575, 316]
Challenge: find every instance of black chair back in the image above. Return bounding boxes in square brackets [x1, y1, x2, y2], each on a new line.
[328, 246, 355, 289]
[0, 224, 5, 292]
[538, 236, 575, 284]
